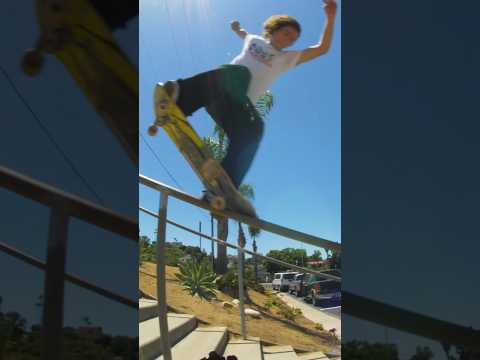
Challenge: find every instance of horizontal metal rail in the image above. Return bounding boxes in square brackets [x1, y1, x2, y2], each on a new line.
[0, 240, 136, 309]
[140, 206, 341, 282]
[1, 166, 138, 240]
[139, 175, 341, 252]
[1, 165, 139, 360]
[343, 291, 480, 350]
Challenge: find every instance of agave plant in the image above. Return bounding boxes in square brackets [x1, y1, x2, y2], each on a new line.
[255, 90, 274, 118]
[174, 259, 219, 300]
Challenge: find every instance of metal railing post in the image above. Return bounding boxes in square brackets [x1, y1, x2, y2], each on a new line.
[237, 225, 247, 339]
[156, 191, 172, 360]
[41, 203, 70, 360]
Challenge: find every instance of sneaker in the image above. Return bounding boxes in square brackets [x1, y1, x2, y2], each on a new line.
[163, 80, 180, 103]
[199, 190, 257, 218]
[232, 191, 258, 218]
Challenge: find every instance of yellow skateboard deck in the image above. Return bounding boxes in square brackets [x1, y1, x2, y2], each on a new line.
[149, 83, 256, 217]
[22, 0, 138, 164]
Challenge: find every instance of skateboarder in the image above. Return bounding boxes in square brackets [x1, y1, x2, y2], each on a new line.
[158, 0, 337, 195]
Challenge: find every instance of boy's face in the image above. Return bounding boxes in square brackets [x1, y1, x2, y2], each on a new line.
[270, 26, 300, 49]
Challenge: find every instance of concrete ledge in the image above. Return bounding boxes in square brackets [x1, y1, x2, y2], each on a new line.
[156, 326, 228, 360]
[139, 313, 196, 360]
[263, 345, 298, 360]
[224, 336, 262, 360]
[298, 351, 329, 360]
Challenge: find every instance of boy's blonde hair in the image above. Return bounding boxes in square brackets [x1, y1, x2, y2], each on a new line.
[262, 15, 301, 38]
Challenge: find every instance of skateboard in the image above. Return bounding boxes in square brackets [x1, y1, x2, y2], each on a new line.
[148, 83, 257, 218]
[21, 0, 138, 164]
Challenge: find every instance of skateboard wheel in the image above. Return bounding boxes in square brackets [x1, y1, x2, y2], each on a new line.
[22, 49, 44, 76]
[147, 125, 158, 136]
[210, 196, 226, 211]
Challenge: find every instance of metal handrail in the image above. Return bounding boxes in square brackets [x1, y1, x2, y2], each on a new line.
[140, 206, 341, 282]
[0, 240, 136, 308]
[139, 175, 341, 252]
[343, 291, 480, 351]
[0, 166, 138, 240]
[0, 166, 138, 360]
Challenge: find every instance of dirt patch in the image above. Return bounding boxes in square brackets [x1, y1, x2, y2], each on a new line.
[139, 262, 338, 352]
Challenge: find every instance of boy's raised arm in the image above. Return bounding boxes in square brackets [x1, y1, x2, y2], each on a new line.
[297, 0, 337, 65]
[231, 20, 248, 39]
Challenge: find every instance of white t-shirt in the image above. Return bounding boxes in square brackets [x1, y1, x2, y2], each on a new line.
[230, 34, 301, 104]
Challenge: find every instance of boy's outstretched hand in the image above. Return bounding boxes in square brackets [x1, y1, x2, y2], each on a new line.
[231, 20, 247, 39]
[231, 20, 241, 32]
[323, 0, 337, 18]
[296, 0, 337, 65]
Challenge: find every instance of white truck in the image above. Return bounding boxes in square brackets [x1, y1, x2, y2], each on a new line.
[272, 272, 299, 292]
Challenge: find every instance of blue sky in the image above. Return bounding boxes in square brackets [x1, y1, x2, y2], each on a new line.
[139, 0, 341, 259]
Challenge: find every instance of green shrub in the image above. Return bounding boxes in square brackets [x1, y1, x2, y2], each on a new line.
[278, 305, 302, 321]
[263, 297, 275, 311]
[175, 259, 219, 301]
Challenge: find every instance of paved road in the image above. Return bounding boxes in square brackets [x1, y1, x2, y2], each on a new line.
[322, 305, 341, 319]
[276, 292, 341, 339]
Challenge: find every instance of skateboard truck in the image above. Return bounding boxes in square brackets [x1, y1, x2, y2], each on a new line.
[147, 117, 171, 136]
[148, 98, 173, 136]
[204, 192, 227, 211]
[22, 47, 45, 77]
[22, 27, 73, 76]
[21, 0, 71, 76]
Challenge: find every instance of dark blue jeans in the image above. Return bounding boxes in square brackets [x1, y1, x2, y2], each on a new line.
[176, 65, 264, 189]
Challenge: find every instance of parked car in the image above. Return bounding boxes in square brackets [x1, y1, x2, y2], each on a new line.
[301, 271, 341, 305]
[288, 273, 303, 295]
[310, 279, 341, 307]
[272, 272, 298, 292]
[288, 273, 311, 297]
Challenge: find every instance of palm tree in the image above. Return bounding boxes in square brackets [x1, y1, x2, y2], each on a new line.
[204, 91, 274, 275]
[236, 183, 269, 300]
[214, 215, 229, 274]
[203, 123, 229, 275]
[255, 91, 274, 118]
[237, 184, 255, 251]
[248, 225, 261, 282]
